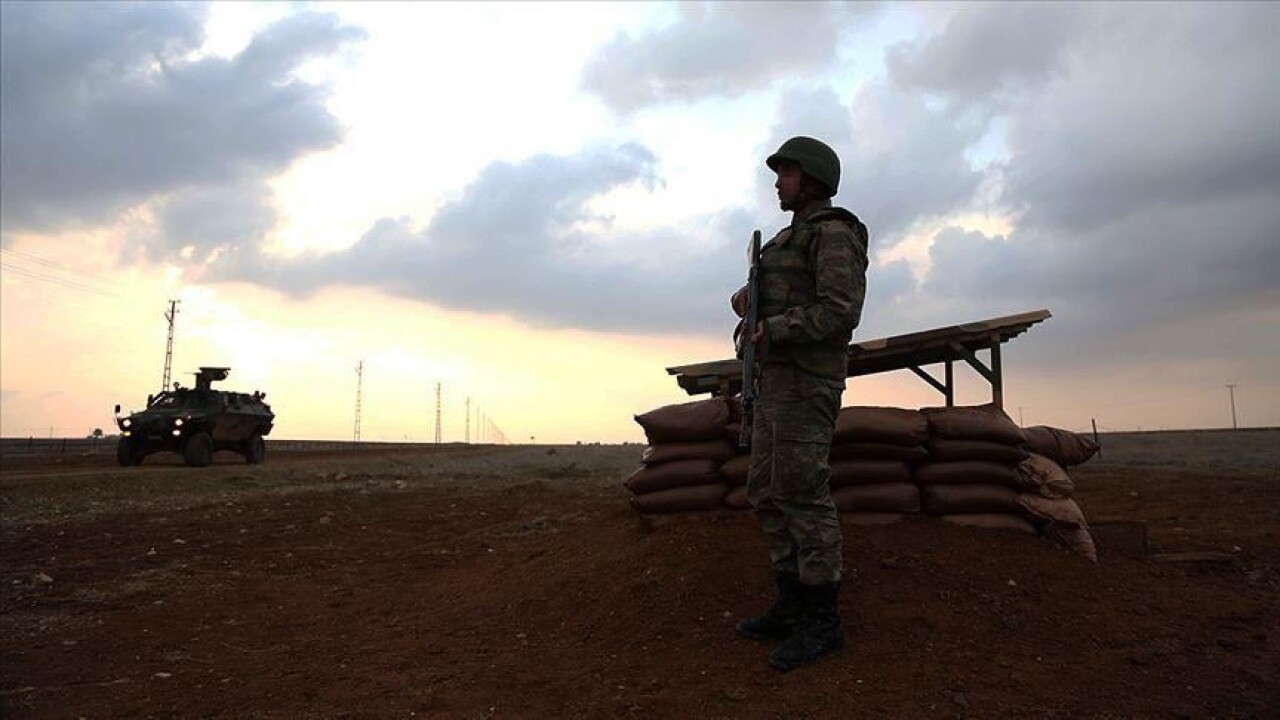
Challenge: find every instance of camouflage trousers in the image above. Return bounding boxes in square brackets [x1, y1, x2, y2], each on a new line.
[746, 363, 844, 585]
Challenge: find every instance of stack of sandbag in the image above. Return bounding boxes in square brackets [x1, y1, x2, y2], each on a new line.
[1021, 426, 1100, 469]
[1013, 426, 1102, 561]
[826, 406, 928, 519]
[916, 404, 1038, 534]
[721, 397, 752, 510]
[627, 398, 734, 513]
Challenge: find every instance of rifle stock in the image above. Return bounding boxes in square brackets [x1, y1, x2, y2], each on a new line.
[737, 229, 763, 452]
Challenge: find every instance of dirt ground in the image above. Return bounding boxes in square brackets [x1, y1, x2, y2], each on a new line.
[2, 433, 1277, 718]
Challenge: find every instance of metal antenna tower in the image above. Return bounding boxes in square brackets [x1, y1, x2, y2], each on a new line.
[354, 360, 364, 444]
[434, 382, 442, 444]
[465, 397, 471, 443]
[160, 299, 179, 392]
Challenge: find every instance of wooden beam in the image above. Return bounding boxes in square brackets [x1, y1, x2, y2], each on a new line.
[990, 336, 1004, 409]
[908, 365, 948, 396]
[945, 360, 955, 407]
[948, 341, 995, 383]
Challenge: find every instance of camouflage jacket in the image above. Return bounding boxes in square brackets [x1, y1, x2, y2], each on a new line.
[737, 200, 869, 382]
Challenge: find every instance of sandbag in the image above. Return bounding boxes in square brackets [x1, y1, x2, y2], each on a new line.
[829, 442, 928, 464]
[634, 397, 731, 444]
[631, 483, 729, 514]
[1016, 495, 1096, 561]
[1043, 524, 1098, 562]
[1021, 426, 1100, 467]
[722, 454, 750, 486]
[941, 513, 1037, 534]
[842, 512, 907, 526]
[833, 406, 929, 446]
[920, 404, 1024, 445]
[725, 423, 742, 445]
[623, 459, 722, 495]
[920, 483, 1021, 516]
[1016, 494, 1088, 527]
[926, 438, 1029, 465]
[724, 484, 751, 510]
[642, 440, 736, 466]
[914, 461, 1023, 488]
[831, 483, 921, 514]
[829, 460, 913, 489]
[1017, 454, 1075, 499]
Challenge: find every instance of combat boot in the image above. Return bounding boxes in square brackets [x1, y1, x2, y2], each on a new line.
[768, 581, 844, 671]
[737, 572, 805, 641]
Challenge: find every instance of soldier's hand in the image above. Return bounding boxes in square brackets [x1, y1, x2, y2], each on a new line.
[731, 286, 748, 318]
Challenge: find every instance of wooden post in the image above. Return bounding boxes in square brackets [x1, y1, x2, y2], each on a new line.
[990, 340, 1004, 410]
[944, 360, 954, 407]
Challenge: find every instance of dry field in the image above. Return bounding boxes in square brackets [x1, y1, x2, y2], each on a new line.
[2, 431, 1277, 718]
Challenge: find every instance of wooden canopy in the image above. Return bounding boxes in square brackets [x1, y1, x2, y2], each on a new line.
[665, 309, 1051, 409]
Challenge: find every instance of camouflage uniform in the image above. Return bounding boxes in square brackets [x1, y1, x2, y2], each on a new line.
[745, 198, 868, 586]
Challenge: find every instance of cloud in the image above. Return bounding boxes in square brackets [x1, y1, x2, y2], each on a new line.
[209, 144, 753, 336]
[885, 4, 1091, 103]
[0, 3, 363, 241]
[152, 179, 278, 260]
[205, 136, 925, 339]
[875, 3, 1280, 369]
[581, 2, 870, 113]
[1000, 6, 1280, 233]
[764, 84, 986, 246]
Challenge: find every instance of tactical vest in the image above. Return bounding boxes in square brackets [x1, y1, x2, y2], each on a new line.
[758, 206, 867, 381]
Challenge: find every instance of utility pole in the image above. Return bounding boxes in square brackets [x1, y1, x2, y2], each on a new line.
[354, 360, 364, 445]
[161, 299, 179, 392]
[465, 397, 471, 443]
[1017, 406, 1025, 427]
[1226, 384, 1238, 430]
[434, 382, 442, 444]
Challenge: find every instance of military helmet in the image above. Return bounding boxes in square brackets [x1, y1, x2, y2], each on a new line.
[766, 136, 840, 196]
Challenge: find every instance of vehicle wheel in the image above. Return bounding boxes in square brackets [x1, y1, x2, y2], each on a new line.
[242, 434, 266, 464]
[183, 432, 214, 467]
[116, 437, 140, 467]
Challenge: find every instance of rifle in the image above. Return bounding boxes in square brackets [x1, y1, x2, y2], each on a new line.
[736, 229, 763, 453]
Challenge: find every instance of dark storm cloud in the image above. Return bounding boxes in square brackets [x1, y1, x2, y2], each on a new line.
[878, 3, 1280, 368]
[885, 3, 1090, 103]
[0, 3, 363, 239]
[155, 179, 277, 258]
[210, 144, 755, 335]
[922, 190, 1280, 368]
[764, 85, 985, 247]
[581, 2, 874, 113]
[1000, 5, 1280, 233]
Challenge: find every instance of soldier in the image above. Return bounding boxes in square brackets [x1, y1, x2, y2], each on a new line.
[731, 136, 868, 671]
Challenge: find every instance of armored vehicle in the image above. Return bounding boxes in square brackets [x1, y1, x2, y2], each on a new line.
[114, 367, 275, 467]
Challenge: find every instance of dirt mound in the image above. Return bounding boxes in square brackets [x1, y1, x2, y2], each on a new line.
[2, 444, 1277, 717]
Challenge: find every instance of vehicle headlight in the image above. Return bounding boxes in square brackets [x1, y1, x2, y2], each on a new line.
[174, 418, 184, 427]
[172, 430, 181, 436]
[122, 418, 132, 428]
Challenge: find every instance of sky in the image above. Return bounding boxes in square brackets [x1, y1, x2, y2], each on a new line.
[2, 1, 1278, 443]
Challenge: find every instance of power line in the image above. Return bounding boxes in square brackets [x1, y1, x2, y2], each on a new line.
[0, 261, 119, 298]
[1, 247, 120, 296]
